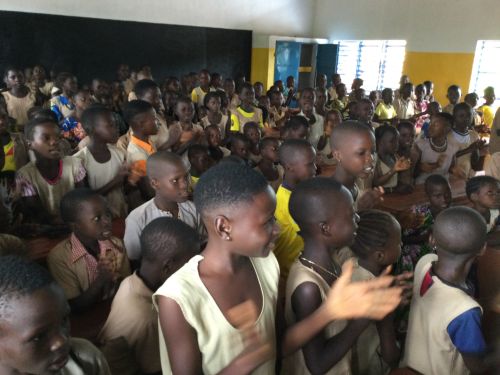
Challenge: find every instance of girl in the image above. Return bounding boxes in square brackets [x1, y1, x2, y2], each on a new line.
[201, 91, 230, 137]
[28, 64, 54, 99]
[204, 124, 230, 162]
[50, 72, 78, 123]
[373, 125, 411, 193]
[229, 82, 263, 133]
[2, 67, 37, 129]
[413, 83, 429, 130]
[254, 137, 283, 192]
[74, 106, 128, 218]
[61, 89, 91, 148]
[411, 112, 461, 185]
[396, 121, 417, 188]
[171, 97, 205, 155]
[223, 78, 239, 112]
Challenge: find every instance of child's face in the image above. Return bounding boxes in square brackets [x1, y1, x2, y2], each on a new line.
[32, 66, 46, 81]
[270, 92, 284, 107]
[288, 125, 309, 141]
[224, 80, 235, 96]
[474, 182, 500, 209]
[398, 126, 415, 150]
[167, 79, 181, 93]
[91, 79, 110, 99]
[74, 91, 91, 112]
[0, 285, 71, 374]
[427, 183, 452, 213]
[231, 139, 249, 160]
[141, 88, 162, 112]
[288, 147, 317, 182]
[334, 131, 375, 178]
[425, 82, 434, 95]
[175, 101, 194, 123]
[151, 160, 190, 203]
[190, 152, 211, 175]
[92, 113, 119, 144]
[240, 87, 255, 106]
[325, 189, 357, 248]
[205, 127, 221, 147]
[29, 123, 62, 160]
[206, 96, 221, 113]
[4, 70, 24, 89]
[73, 196, 113, 241]
[447, 89, 461, 104]
[429, 102, 441, 116]
[299, 90, 315, 112]
[429, 118, 450, 139]
[382, 90, 394, 105]
[356, 102, 374, 122]
[326, 112, 342, 129]
[254, 83, 264, 99]
[454, 108, 472, 129]
[315, 89, 327, 108]
[244, 126, 261, 146]
[138, 109, 159, 136]
[401, 85, 413, 99]
[465, 95, 478, 108]
[261, 140, 279, 163]
[379, 132, 399, 154]
[63, 77, 77, 96]
[415, 86, 426, 101]
[199, 72, 210, 88]
[336, 84, 347, 97]
[285, 77, 294, 88]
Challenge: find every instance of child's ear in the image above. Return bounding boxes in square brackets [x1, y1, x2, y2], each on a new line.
[214, 215, 232, 241]
[470, 191, 479, 202]
[374, 250, 385, 263]
[428, 233, 437, 249]
[149, 177, 159, 190]
[161, 258, 173, 279]
[319, 222, 330, 236]
[333, 149, 341, 163]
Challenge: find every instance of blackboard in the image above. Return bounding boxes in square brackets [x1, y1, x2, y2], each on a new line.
[0, 11, 252, 84]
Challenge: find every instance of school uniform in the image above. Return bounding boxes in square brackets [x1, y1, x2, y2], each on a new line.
[1, 90, 36, 128]
[191, 86, 216, 108]
[374, 102, 397, 121]
[60, 337, 111, 375]
[403, 254, 486, 375]
[1, 132, 28, 172]
[98, 272, 160, 375]
[47, 234, 130, 300]
[479, 104, 494, 128]
[15, 156, 86, 217]
[124, 198, 206, 260]
[268, 106, 287, 129]
[201, 113, 229, 135]
[449, 129, 480, 178]
[298, 109, 325, 150]
[28, 80, 54, 97]
[393, 97, 415, 120]
[153, 253, 279, 375]
[229, 106, 264, 133]
[73, 145, 128, 218]
[486, 209, 499, 233]
[374, 157, 398, 189]
[284, 260, 351, 375]
[414, 136, 461, 185]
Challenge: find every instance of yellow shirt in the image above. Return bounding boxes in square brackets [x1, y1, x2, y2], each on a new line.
[2, 139, 15, 172]
[273, 184, 303, 278]
[480, 104, 494, 128]
[230, 107, 264, 132]
[374, 102, 397, 121]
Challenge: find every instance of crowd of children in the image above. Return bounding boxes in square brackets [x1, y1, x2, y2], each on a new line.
[0, 63, 499, 375]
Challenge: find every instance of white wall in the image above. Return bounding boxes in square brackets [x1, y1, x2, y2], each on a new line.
[313, 0, 500, 52]
[0, 0, 316, 39]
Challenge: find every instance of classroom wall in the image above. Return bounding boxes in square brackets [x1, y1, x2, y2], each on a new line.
[313, 0, 500, 104]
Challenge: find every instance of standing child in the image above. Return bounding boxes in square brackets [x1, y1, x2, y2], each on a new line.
[61, 89, 91, 148]
[478, 86, 496, 129]
[201, 91, 230, 137]
[0, 256, 112, 374]
[374, 88, 396, 124]
[47, 188, 130, 312]
[243, 121, 262, 165]
[317, 109, 342, 167]
[171, 97, 204, 155]
[74, 105, 128, 218]
[413, 83, 429, 130]
[281, 116, 310, 141]
[50, 72, 78, 123]
[330, 83, 349, 119]
[394, 83, 416, 120]
[2, 67, 37, 130]
[204, 124, 230, 162]
[466, 175, 500, 238]
[191, 69, 214, 109]
[230, 82, 264, 133]
[187, 144, 211, 188]
[255, 137, 284, 192]
[442, 84, 462, 115]
[229, 133, 252, 166]
[298, 87, 324, 149]
[15, 118, 86, 224]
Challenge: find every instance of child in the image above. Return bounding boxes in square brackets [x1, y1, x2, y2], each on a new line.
[171, 97, 204, 155]
[464, 92, 483, 127]
[255, 137, 284, 192]
[419, 101, 442, 139]
[331, 121, 383, 210]
[74, 105, 128, 218]
[201, 91, 230, 137]
[2, 67, 37, 129]
[396, 121, 417, 187]
[229, 132, 252, 166]
[99, 217, 199, 375]
[243, 121, 262, 165]
[317, 109, 342, 166]
[298, 87, 324, 149]
[274, 139, 317, 279]
[187, 144, 211, 187]
[224, 77, 240, 112]
[124, 151, 205, 260]
[423, 80, 435, 102]
[230, 82, 264, 133]
[349, 209, 403, 374]
[15, 118, 86, 223]
[403, 207, 490, 374]
[373, 125, 411, 193]
[281, 116, 310, 141]
[50, 72, 78, 123]
[478, 86, 496, 128]
[393, 82, 415, 120]
[411, 112, 461, 185]
[373, 88, 397, 122]
[254, 81, 265, 103]
[191, 69, 214, 109]
[466, 175, 500, 235]
[61, 89, 91, 148]
[354, 98, 378, 130]
[47, 188, 130, 312]
[315, 87, 328, 117]
[204, 124, 230, 162]
[0, 256, 112, 374]
[413, 83, 429, 130]
[330, 83, 349, 118]
[268, 90, 288, 130]
[442, 84, 461, 115]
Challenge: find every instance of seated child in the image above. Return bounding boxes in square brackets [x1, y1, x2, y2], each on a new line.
[74, 105, 128, 218]
[154, 163, 279, 374]
[230, 82, 264, 133]
[373, 125, 411, 193]
[47, 188, 130, 312]
[254, 137, 284, 192]
[124, 151, 205, 260]
[403, 207, 490, 374]
[1, 67, 37, 129]
[50, 72, 78, 123]
[281, 115, 310, 141]
[274, 139, 317, 279]
[171, 97, 204, 155]
[229, 132, 252, 166]
[0, 256, 111, 374]
[317, 109, 342, 166]
[99, 217, 199, 375]
[187, 144, 211, 187]
[393, 83, 415, 120]
[243, 121, 262, 165]
[15, 118, 86, 224]
[350, 209, 403, 374]
[411, 112, 461, 185]
[61, 89, 90, 148]
[204, 124, 230, 162]
[201, 91, 230, 136]
[442, 84, 461, 115]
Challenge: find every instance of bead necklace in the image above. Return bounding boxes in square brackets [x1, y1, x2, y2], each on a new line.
[299, 255, 340, 279]
[429, 137, 447, 152]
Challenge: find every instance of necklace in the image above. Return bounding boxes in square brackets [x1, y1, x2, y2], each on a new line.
[299, 255, 340, 279]
[429, 137, 447, 152]
[453, 128, 469, 137]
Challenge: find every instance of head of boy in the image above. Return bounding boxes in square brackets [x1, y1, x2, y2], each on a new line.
[446, 85, 461, 105]
[147, 151, 190, 203]
[123, 100, 158, 137]
[325, 110, 342, 129]
[174, 97, 195, 123]
[205, 125, 222, 148]
[81, 105, 118, 144]
[279, 139, 316, 183]
[204, 92, 221, 113]
[194, 163, 279, 257]
[91, 78, 110, 101]
[188, 144, 211, 177]
[230, 133, 250, 160]
[289, 177, 356, 249]
[415, 84, 427, 101]
[0, 256, 71, 374]
[299, 88, 315, 113]
[401, 83, 414, 100]
[429, 112, 453, 139]
[375, 125, 399, 155]
[453, 102, 473, 130]
[397, 121, 416, 151]
[316, 74, 327, 90]
[282, 116, 310, 141]
[484, 86, 496, 105]
[336, 83, 347, 98]
[432, 206, 486, 259]
[140, 217, 199, 286]
[315, 88, 328, 108]
[351, 209, 401, 268]
[369, 90, 379, 105]
[381, 87, 394, 105]
[243, 122, 261, 146]
[355, 98, 374, 123]
[464, 93, 479, 108]
[258, 95, 270, 110]
[165, 76, 181, 93]
[25, 118, 61, 160]
[331, 121, 375, 179]
[56, 73, 77, 96]
[269, 90, 284, 108]
[259, 137, 280, 163]
[254, 82, 264, 99]
[134, 79, 162, 112]
[72, 89, 91, 112]
[286, 76, 294, 89]
[352, 78, 363, 91]
[32, 65, 46, 82]
[428, 101, 441, 116]
[424, 174, 452, 214]
[116, 64, 130, 81]
[3, 68, 24, 89]
[466, 175, 500, 210]
[61, 188, 113, 242]
[424, 80, 434, 96]
[223, 78, 235, 96]
[199, 69, 211, 90]
[238, 82, 256, 106]
[353, 88, 366, 102]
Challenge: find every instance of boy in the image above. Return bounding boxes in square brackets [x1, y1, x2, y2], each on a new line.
[229, 133, 252, 166]
[394, 82, 415, 120]
[48, 189, 130, 312]
[281, 116, 310, 141]
[374, 88, 397, 123]
[230, 82, 264, 132]
[443, 84, 462, 115]
[403, 207, 492, 374]
[330, 83, 349, 119]
[268, 90, 288, 130]
[124, 151, 205, 260]
[187, 143, 211, 187]
[478, 86, 496, 128]
[274, 139, 317, 279]
[0, 256, 111, 374]
[99, 217, 199, 375]
[191, 69, 214, 109]
[298, 87, 324, 149]
[355, 98, 379, 130]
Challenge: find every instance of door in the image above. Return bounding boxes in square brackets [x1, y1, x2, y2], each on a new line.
[316, 44, 339, 87]
[274, 41, 301, 86]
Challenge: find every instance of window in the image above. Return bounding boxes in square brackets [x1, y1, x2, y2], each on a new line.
[334, 40, 406, 91]
[469, 40, 500, 106]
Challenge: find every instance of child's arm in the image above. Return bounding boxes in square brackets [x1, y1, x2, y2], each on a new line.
[373, 157, 410, 187]
[375, 313, 400, 368]
[158, 123, 182, 151]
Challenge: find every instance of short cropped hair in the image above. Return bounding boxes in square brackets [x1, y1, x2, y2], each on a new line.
[396, 121, 415, 133]
[283, 116, 309, 132]
[465, 175, 500, 199]
[203, 91, 221, 108]
[81, 104, 114, 134]
[187, 144, 209, 160]
[375, 124, 398, 143]
[60, 188, 100, 223]
[134, 79, 159, 99]
[55, 72, 75, 89]
[447, 85, 461, 93]
[279, 139, 313, 165]
[424, 174, 450, 195]
[238, 82, 254, 95]
[453, 102, 472, 116]
[122, 100, 153, 125]
[330, 120, 373, 150]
